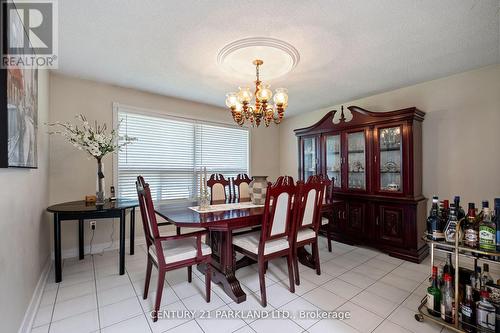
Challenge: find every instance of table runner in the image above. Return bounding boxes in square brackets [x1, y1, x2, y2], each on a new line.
[189, 202, 264, 213]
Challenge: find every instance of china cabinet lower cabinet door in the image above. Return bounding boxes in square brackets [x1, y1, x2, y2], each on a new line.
[377, 204, 406, 247]
[345, 202, 366, 237]
[331, 202, 346, 233]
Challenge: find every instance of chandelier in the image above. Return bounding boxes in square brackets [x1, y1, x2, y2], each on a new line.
[225, 59, 288, 127]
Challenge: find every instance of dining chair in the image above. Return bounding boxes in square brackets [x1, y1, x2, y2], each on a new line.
[233, 173, 252, 201]
[136, 176, 212, 322]
[292, 176, 325, 285]
[207, 173, 231, 203]
[320, 175, 334, 252]
[232, 176, 296, 307]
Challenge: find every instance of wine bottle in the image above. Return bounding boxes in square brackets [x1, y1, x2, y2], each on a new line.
[427, 266, 442, 317]
[479, 207, 496, 252]
[461, 285, 476, 333]
[494, 198, 500, 252]
[441, 273, 455, 323]
[454, 195, 466, 221]
[427, 196, 444, 241]
[464, 203, 479, 248]
[445, 204, 459, 243]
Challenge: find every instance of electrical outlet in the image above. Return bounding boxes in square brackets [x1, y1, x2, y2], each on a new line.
[90, 221, 96, 230]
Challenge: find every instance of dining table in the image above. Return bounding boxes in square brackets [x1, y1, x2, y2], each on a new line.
[155, 199, 329, 303]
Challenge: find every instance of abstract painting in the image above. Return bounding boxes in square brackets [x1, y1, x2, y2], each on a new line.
[0, 2, 38, 168]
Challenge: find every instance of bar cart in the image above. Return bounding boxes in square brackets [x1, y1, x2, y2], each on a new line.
[415, 219, 498, 332]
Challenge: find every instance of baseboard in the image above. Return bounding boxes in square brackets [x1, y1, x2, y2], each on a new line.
[51, 237, 146, 260]
[18, 256, 51, 333]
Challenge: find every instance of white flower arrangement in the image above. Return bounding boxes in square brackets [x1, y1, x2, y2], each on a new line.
[48, 114, 135, 160]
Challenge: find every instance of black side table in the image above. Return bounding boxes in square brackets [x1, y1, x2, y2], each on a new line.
[47, 199, 138, 283]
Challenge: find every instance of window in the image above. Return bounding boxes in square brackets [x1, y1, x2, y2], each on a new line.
[116, 107, 249, 201]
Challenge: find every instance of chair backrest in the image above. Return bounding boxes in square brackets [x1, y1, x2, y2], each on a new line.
[295, 176, 325, 233]
[207, 174, 230, 203]
[322, 175, 334, 204]
[233, 173, 251, 201]
[259, 176, 296, 254]
[136, 176, 160, 248]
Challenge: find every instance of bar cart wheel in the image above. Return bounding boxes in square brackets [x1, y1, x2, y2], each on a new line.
[414, 314, 424, 322]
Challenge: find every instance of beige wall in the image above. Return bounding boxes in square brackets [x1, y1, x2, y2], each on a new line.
[49, 74, 280, 253]
[280, 64, 500, 207]
[0, 70, 50, 332]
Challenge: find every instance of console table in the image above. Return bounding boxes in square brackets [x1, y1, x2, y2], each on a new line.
[47, 199, 138, 282]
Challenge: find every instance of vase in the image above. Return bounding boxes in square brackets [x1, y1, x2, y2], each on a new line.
[249, 176, 268, 205]
[96, 159, 106, 205]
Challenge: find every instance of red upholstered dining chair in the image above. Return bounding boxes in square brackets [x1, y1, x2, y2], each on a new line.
[136, 176, 212, 322]
[292, 176, 325, 285]
[320, 175, 335, 252]
[232, 176, 296, 307]
[207, 174, 231, 203]
[233, 173, 252, 201]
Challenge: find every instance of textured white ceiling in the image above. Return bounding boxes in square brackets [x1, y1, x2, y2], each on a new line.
[56, 0, 500, 116]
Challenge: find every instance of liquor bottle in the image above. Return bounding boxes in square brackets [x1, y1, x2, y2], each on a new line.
[455, 195, 466, 221]
[494, 198, 500, 252]
[440, 199, 450, 226]
[461, 285, 476, 333]
[443, 253, 455, 280]
[479, 207, 496, 252]
[477, 290, 496, 332]
[427, 266, 442, 317]
[464, 203, 479, 248]
[445, 204, 459, 243]
[477, 200, 489, 222]
[427, 196, 444, 241]
[481, 264, 493, 288]
[441, 273, 455, 323]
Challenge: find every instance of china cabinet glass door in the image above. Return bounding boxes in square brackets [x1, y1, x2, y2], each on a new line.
[303, 136, 317, 180]
[347, 131, 366, 190]
[378, 126, 403, 192]
[325, 134, 342, 188]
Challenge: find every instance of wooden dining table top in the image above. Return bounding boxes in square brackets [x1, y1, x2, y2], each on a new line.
[154, 198, 340, 230]
[155, 199, 264, 229]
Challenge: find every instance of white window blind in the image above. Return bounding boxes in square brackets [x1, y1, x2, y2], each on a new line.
[116, 108, 249, 201]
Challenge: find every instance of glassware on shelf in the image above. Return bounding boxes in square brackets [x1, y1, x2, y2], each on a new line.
[348, 132, 366, 190]
[326, 135, 341, 188]
[379, 126, 402, 192]
[303, 137, 316, 179]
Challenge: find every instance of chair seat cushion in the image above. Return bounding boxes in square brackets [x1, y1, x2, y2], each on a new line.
[297, 229, 316, 242]
[321, 217, 329, 225]
[232, 231, 289, 255]
[149, 238, 211, 264]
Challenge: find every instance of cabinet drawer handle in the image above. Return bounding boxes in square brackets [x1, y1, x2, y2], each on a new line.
[376, 216, 379, 225]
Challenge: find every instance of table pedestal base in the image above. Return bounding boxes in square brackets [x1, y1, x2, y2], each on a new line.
[297, 246, 316, 269]
[197, 263, 247, 303]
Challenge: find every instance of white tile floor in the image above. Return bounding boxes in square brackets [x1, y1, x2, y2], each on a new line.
[31, 237, 446, 333]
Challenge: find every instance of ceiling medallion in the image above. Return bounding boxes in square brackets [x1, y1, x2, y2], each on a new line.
[220, 37, 299, 127]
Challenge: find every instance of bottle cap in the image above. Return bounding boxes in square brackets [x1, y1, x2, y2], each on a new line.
[444, 273, 452, 282]
[454, 196, 460, 202]
[432, 196, 439, 203]
[480, 290, 490, 298]
[443, 200, 449, 209]
[482, 200, 489, 208]
[469, 203, 475, 210]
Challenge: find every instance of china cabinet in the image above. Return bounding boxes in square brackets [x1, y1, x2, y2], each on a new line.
[295, 106, 427, 262]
